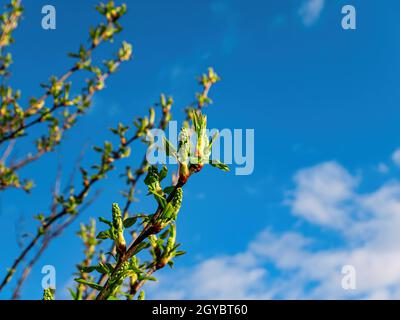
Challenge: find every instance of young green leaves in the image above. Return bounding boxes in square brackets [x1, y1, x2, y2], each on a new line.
[143, 165, 183, 233]
[54, 67, 225, 300]
[151, 224, 185, 269]
[163, 109, 229, 186]
[0, 0, 132, 196]
[42, 288, 55, 301]
[79, 202, 158, 299]
[112, 203, 126, 256]
[0, 0, 23, 76]
[71, 219, 102, 300]
[97, 203, 126, 257]
[144, 166, 165, 206]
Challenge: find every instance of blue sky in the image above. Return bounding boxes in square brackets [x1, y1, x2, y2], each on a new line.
[2, 0, 400, 299]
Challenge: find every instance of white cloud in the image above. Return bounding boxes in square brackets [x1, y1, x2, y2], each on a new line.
[298, 0, 325, 26]
[148, 159, 400, 300]
[377, 162, 389, 174]
[392, 149, 400, 167]
[288, 162, 357, 229]
[148, 252, 270, 300]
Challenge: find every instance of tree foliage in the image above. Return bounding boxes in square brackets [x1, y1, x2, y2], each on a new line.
[0, 1, 228, 300]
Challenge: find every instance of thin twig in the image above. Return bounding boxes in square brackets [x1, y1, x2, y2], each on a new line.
[129, 265, 157, 297]
[0, 22, 116, 145]
[11, 190, 101, 299]
[0, 132, 138, 292]
[96, 177, 188, 300]
[87, 107, 171, 299]
[0, 140, 15, 164]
